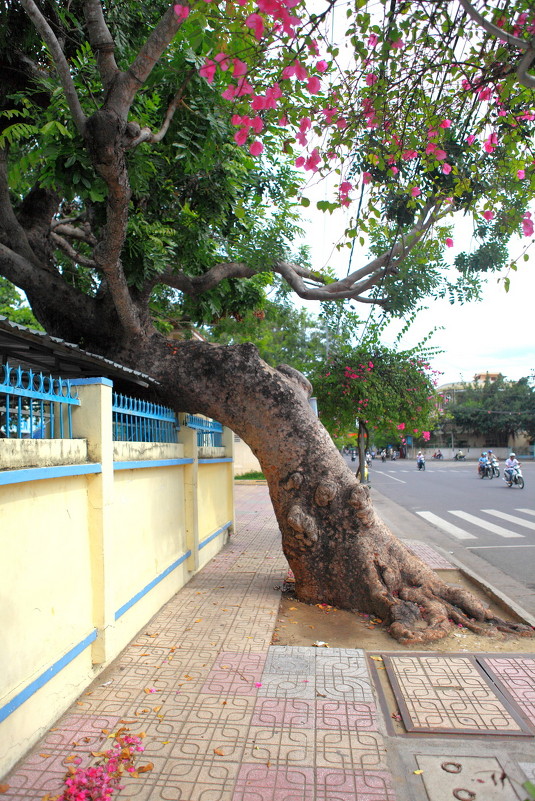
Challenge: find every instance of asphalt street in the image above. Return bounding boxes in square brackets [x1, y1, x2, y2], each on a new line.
[345, 455, 535, 591]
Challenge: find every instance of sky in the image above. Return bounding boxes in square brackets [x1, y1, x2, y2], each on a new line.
[297, 192, 535, 388]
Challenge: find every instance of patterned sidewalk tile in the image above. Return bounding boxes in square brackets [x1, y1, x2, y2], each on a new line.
[384, 654, 531, 734]
[482, 656, 535, 726]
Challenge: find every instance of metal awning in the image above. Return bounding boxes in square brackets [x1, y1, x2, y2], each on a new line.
[0, 315, 158, 391]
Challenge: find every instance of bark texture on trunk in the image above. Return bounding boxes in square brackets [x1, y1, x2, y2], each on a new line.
[125, 334, 532, 645]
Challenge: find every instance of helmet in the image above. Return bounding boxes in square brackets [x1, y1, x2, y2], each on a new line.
[482, 451, 487, 456]
[488, 449, 493, 453]
[510, 453, 516, 458]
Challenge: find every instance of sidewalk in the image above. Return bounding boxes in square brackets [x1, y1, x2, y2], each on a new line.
[1, 484, 534, 801]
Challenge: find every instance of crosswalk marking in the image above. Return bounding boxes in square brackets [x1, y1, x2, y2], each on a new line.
[516, 508, 535, 517]
[416, 511, 477, 540]
[481, 509, 535, 531]
[450, 510, 524, 539]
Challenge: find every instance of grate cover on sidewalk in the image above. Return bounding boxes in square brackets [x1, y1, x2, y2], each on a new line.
[382, 654, 533, 736]
[414, 755, 523, 801]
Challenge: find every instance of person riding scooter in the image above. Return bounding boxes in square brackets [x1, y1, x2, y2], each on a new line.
[478, 451, 489, 476]
[504, 453, 520, 484]
[416, 451, 425, 470]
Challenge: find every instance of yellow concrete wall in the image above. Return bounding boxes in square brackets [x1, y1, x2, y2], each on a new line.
[197, 461, 233, 569]
[0, 473, 96, 774]
[233, 436, 261, 475]
[0, 380, 235, 777]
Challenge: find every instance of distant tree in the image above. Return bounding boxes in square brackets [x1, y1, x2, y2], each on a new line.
[313, 340, 438, 475]
[204, 289, 328, 377]
[0, 277, 41, 328]
[449, 375, 535, 445]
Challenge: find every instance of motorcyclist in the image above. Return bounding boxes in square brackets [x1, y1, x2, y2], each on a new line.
[504, 453, 520, 483]
[455, 450, 465, 461]
[417, 450, 425, 469]
[478, 451, 489, 476]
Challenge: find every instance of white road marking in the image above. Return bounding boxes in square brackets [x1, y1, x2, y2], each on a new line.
[481, 509, 535, 531]
[450, 510, 524, 539]
[516, 508, 535, 516]
[375, 471, 406, 483]
[416, 511, 477, 540]
[468, 544, 535, 549]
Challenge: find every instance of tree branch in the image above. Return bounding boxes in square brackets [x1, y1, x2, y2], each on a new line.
[51, 221, 98, 246]
[457, 0, 535, 88]
[112, 6, 185, 109]
[50, 232, 97, 268]
[127, 71, 197, 148]
[82, 0, 119, 90]
[19, 0, 87, 136]
[0, 149, 37, 266]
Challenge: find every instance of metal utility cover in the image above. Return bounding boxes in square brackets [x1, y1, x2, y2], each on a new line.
[383, 655, 532, 735]
[415, 755, 523, 801]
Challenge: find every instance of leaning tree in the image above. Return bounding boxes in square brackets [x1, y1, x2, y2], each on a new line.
[1, 0, 535, 643]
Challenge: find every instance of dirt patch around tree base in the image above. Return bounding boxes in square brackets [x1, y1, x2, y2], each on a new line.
[273, 570, 535, 653]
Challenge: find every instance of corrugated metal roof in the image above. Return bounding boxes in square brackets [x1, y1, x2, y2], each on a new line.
[0, 315, 158, 389]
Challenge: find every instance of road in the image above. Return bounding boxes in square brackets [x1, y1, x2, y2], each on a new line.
[347, 456, 535, 591]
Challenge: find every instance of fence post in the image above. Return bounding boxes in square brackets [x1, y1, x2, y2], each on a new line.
[70, 378, 114, 665]
[178, 423, 199, 573]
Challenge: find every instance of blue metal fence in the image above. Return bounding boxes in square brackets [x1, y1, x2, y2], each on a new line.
[0, 362, 80, 439]
[184, 414, 223, 447]
[112, 393, 179, 443]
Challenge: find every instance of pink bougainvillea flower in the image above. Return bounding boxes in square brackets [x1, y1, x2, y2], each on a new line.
[482, 210, 495, 220]
[173, 4, 190, 19]
[249, 140, 264, 156]
[245, 13, 264, 39]
[339, 181, 353, 193]
[402, 149, 418, 160]
[434, 149, 447, 160]
[214, 53, 230, 70]
[368, 33, 379, 47]
[466, 134, 476, 144]
[425, 143, 437, 155]
[321, 106, 338, 124]
[305, 148, 321, 172]
[517, 169, 526, 179]
[336, 117, 347, 129]
[295, 156, 305, 168]
[442, 163, 452, 174]
[254, 682, 263, 688]
[396, 423, 405, 430]
[439, 118, 452, 128]
[221, 85, 236, 100]
[390, 165, 399, 175]
[307, 76, 321, 93]
[278, 115, 288, 126]
[251, 116, 264, 134]
[232, 58, 248, 77]
[522, 212, 534, 236]
[316, 59, 328, 73]
[410, 186, 421, 197]
[365, 73, 378, 86]
[235, 77, 254, 96]
[299, 117, 311, 132]
[362, 171, 372, 184]
[234, 127, 249, 146]
[477, 86, 492, 101]
[199, 59, 218, 83]
[391, 38, 404, 49]
[445, 237, 454, 247]
[423, 431, 431, 441]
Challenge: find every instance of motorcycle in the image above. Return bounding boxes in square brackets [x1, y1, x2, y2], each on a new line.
[490, 458, 500, 478]
[417, 456, 425, 471]
[504, 465, 524, 489]
[454, 451, 466, 461]
[478, 461, 493, 479]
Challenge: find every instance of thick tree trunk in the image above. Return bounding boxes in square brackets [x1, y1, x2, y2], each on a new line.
[122, 334, 532, 645]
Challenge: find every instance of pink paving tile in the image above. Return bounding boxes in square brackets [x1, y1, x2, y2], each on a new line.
[316, 768, 397, 801]
[202, 653, 267, 696]
[232, 764, 315, 801]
